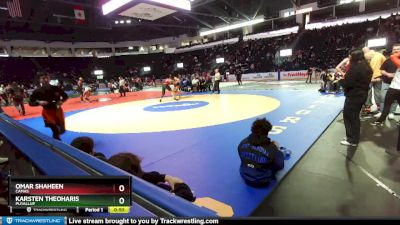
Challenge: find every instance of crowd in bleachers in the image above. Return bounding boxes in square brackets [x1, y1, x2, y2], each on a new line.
[0, 15, 399, 105]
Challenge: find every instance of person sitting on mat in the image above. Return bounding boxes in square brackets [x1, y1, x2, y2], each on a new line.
[238, 118, 284, 187]
[108, 152, 196, 202]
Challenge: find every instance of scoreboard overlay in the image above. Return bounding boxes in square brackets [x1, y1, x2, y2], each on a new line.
[8, 176, 132, 214]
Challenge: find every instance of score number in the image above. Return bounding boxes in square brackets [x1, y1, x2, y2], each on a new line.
[114, 195, 129, 206]
[117, 196, 131, 205]
[118, 185, 126, 192]
[115, 184, 129, 206]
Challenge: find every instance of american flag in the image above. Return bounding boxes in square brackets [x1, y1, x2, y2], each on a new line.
[7, 0, 22, 18]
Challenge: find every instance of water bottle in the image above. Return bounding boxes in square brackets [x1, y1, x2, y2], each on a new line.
[280, 147, 292, 160]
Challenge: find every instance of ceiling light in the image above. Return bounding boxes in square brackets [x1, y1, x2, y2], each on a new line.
[280, 49, 292, 57]
[102, 0, 133, 15]
[102, 0, 191, 15]
[296, 7, 312, 15]
[200, 18, 265, 36]
[148, 0, 191, 11]
[367, 38, 387, 48]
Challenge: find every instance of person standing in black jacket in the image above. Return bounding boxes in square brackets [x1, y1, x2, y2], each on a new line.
[29, 73, 69, 140]
[340, 50, 373, 146]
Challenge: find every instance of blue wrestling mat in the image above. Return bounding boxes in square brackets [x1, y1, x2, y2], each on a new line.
[20, 90, 344, 216]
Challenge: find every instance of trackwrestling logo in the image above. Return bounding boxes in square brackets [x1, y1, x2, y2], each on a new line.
[3, 217, 65, 225]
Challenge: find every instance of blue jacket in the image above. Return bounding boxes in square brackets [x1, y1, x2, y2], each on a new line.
[238, 134, 284, 186]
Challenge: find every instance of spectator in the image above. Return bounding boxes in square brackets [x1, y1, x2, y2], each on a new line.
[335, 56, 350, 76]
[108, 152, 196, 202]
[341, 49, 373, 146]
[374, 43, 400, 120]
[373, 50, 400, 125]
[237, 118, 284, 186]
[318, 69, 329, 92]
[191, 77, 200, 92]
[363, 47, 386, 113]
[70, 136, 107, 161]
[0, 84, 9, 106]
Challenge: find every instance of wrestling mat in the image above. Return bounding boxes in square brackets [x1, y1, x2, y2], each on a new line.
[10, 89, 344, 216]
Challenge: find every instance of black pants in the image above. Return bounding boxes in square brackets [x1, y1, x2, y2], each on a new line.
[212, 80, 220, 93]
[0, 94, 8, 105]
[377, 88, 400, 122]
[119, 87, 126, 96]
[306, 74, 312, 83]
[77, 88, 83, 101]
[236, 75, 242, 85]
[343, 96, 366, 144]
[47, 123, 61, 140]
[398, 125, 400, 151]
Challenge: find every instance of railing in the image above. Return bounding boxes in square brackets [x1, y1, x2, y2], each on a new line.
[0, 114, 216, 217]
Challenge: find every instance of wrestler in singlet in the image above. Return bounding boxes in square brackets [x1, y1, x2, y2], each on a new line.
[172, 76, 181, 101]
[160, 75, 173, 102]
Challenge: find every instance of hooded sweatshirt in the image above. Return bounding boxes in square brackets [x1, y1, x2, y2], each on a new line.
[238, 134, 284, 185]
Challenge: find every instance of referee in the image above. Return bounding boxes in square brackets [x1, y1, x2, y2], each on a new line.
[212, 68, 221, 94]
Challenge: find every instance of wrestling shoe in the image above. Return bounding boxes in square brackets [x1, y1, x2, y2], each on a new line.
[0, 157, 8, 164]
[374, 112, 382, 118]
[340, 140, 357, 147]
[360, 115, 372, 121]
[371, 121, 384, 126]
[369, 104, 379, 113]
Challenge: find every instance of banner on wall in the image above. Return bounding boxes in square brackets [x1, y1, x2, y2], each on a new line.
[225, 70, 309, 81]
[227, 72, 278, 81]
[280, 70, 308, 80]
